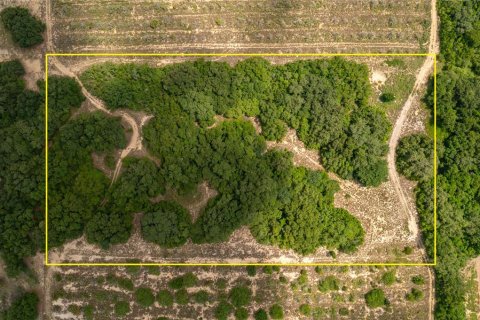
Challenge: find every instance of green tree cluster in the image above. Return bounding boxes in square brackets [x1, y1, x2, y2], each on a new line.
[2, 292, 38, 320]
[141, 201, 192, 248]
[1, 7, 45, 47]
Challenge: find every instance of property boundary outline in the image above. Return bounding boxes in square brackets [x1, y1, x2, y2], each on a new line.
[44, 53, 437, 267]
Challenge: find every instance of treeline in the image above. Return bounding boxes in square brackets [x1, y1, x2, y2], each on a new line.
[396, 1, 480, 318]
[81, 57, 390, 187]
[0, 60, 44, 276]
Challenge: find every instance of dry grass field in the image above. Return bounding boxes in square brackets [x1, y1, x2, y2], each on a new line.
[49, 0, 431, 53]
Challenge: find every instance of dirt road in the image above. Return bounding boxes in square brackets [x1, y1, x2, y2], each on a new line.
[386, 0, 438, 245]
[386, 0, 438, 319]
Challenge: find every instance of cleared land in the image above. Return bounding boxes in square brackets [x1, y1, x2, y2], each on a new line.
[48, 265, 431, 319]
[49, 0, 431, 53]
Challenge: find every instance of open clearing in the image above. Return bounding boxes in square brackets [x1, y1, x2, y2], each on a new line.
[49, 0, 431, 54]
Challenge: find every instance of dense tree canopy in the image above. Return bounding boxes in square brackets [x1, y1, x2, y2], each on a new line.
[2, 292, 38, 320]
[395, 2, 480, 317]
[81, 57, 390, 187]
[141, 201, 192, 248]
[0, 61, 44, 275]
[396, 134, 434, 181]
[1, 7, 45, 48]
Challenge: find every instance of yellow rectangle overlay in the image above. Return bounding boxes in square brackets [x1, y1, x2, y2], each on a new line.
[45, 53, 437, 267]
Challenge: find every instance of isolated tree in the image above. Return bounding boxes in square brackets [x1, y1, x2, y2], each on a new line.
[1, 7, 45, 47]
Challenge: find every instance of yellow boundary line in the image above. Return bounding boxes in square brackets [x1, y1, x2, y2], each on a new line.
[44, 53, 437, 267]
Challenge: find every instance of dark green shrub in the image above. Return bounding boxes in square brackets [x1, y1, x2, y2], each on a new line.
[318, 276, 340, 292]
[379, 92, 395, 102]
[215, 301, 233, 320]
[175, 289, 189, 305]
[229, 285, 252, 307]
[235, 307, 249, 320]
[364, 288, 386, 308]
[183, 272, 198, 287]
[254, 309, 268, 320]
[406, 288, 424, 301]
[269, 304, 284, 319]
[193, 290, 209, 304]
[381, 271, 396, 286]
[83, 305, 94, 320]
[412, 275, 425, 285]
[1, 7, 45, 47]
[157, 290, 174, 307]
[117, 278, 134, 291]
[135, 287, 155, 307]
[114, 301, 130, 317]
[246, 265, 256, 276]
[403, 246, 413, 255]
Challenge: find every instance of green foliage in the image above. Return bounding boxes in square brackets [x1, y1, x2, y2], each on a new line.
[251, 167, 364, 255]
[49, 111, 127, 248]
[141, 201, 191, 248]
[193, 290, 209, 304]
[385, 58, 406, 69]
[134, 287, 155, 307]
[0, 61, 50, 275]
[299, 303, 311, 316]
[234, 307, 249, 320]
[269, 304, 284, 319]
[157, 290, 174, 307]
[175, 289, 189, 305]
[381, 271, 396, 286]
[114, 301, 130, 317]
[1, 7, 45, 47]
[77, 58, 382, 254]
[396, 134, 433, 181]
[254, 309, 268, 320]
[406, 288, 424, 302]
[229, 285, 252, 308]
[364, 288, 386, 308]
[3, 292, 38, 320]
[246, 266, 256, 277]
[318, 276, 340, 292]
[117, 278, 134, 291]
[412, 275, 425, 285]
[379, 92, 395, 102]
[215, 301, 233, 320]
[438, 0, 480, 72]
[403, 246, 413, 255]
[168, 273, 198, 290]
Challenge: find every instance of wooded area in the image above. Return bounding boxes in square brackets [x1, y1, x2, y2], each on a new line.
[396, 1, 480, 318]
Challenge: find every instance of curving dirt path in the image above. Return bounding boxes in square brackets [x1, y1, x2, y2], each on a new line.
[387, 0, 438, 247]
[385, 1, 438, 319]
